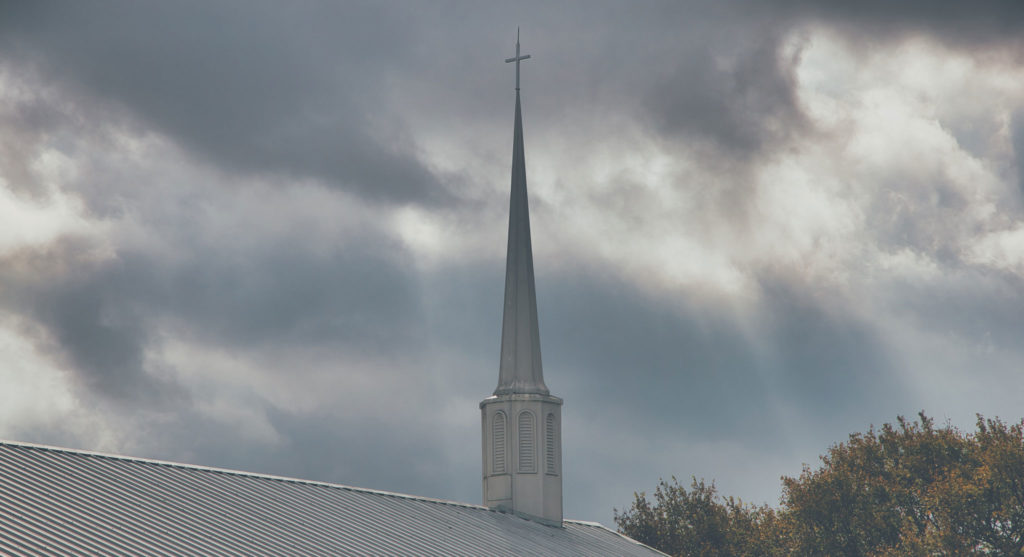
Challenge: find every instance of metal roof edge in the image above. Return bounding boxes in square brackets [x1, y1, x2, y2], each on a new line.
[0, 438, 487, 511]
[564, 519, 604, 527]
[1, 437, 663, 552]
[563, 519, 672, 556]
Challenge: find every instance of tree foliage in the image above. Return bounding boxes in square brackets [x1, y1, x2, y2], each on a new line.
[616, 413, 1024, 556]
[614, 477, 784, 556]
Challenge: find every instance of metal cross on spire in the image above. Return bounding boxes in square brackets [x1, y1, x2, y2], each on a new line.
[504, 27, 531, 90]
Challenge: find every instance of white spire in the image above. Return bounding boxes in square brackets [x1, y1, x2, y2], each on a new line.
[495, 32, 547, 397]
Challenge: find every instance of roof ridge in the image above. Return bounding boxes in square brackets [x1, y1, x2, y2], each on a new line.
[562, 519, 670, 555]
[0, 438, 487, 511]
[564, 519, 604, 526]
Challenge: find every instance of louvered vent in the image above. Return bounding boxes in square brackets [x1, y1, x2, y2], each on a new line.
[492, 412, 506, 474]
[545, 413, 557, 475]
[518, 411, 535, 473]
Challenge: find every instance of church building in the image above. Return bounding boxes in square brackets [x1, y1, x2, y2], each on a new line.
[0, 36, 665, 556]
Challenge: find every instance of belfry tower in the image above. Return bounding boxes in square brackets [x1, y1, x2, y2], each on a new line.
[481, 31, 563, 527]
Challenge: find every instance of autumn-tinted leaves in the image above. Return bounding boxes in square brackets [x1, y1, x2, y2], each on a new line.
[617, 413, 1024, 556]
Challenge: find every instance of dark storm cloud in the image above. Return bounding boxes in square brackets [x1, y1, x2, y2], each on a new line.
[2, 233, 423, 405]
[159, 244, 423, 350]
[754, 276, 905, 426]
[11, 393, 476, 504]
[1011, 111, 1024, 197]
[28, 254, 183, 406]
[591, 0, 1024, 162]
[416, 259, 905, 445]
[466, 2, 816, 160]
[542, 273, 777, 442]
[203, 406, 472, 501]
[0, 1, 447, 205]
[0, 80, 77, 199]
[880, 266, 1024, 352]
[601, 1, 812, 158]
[3, 0, 1022, 208]
[633, 0, 1024, 158]
[536, 270, 903, 443]
[643, 28, 806, 156]
[775, 0, 1024, 46]
[141, 405, 469, 501]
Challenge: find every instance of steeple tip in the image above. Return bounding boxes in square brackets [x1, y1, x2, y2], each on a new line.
[504, 29, 531, 91]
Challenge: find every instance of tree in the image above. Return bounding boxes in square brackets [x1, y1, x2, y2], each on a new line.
[931, 417, 1024, 554]
[782, 413, 1024, 555]
[614, 477, 783, 556]
[781, 413, 975, 555]
[617, 413, 1024, 556]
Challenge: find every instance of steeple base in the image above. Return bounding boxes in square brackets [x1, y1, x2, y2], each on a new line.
[481, 393, 563, 526]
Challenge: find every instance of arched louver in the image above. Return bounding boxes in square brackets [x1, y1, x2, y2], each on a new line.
[518, 411, 535, 473]
[545, 413, 557, 475]
[492, 412, 506, 474]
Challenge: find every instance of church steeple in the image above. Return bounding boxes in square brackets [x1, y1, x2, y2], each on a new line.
[496, 32, 547, 397]
[481, 31, 563, 527]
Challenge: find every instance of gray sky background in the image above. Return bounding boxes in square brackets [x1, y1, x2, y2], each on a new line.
[3, 1, 1024, 527]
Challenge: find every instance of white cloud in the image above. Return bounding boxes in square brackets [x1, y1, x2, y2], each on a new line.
[968, 225, 1024, 273]
[0, 318, 76, 433]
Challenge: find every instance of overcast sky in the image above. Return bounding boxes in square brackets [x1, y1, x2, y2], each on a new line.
[3, 1, 1024, 527]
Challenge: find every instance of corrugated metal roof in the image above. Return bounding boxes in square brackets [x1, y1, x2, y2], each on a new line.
[0, 441, 665, 556]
